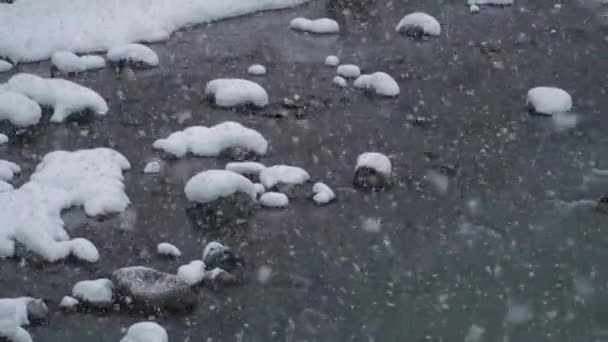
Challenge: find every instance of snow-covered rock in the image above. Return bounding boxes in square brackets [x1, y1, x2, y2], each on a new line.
[0, 0, 310, 63]
[469, 4, 480, 13]
[260, 192, 289, 208]
[353, 72, 400, 97]
[107, 44, 159, 67]
[59, 296, 79, 310]
[254, 183, 265, 195]
[247, 64, 267, 75]
[203, 241, 239, 272]
[0, 160, 20, 184]
[290, 17, 339, 34]
[312, 182, 335, 205]
[72, 279, 113, 308]
[112, 266, 197, 312]
[157, 242, 181, 257]
[325, 55, 340, 67]
[51, 51, 105, 73]
[153, 122, 268, 158]
[467, 0, 513, 5]
[0, 91, 42, 127]
[0, 148, 130, 261]
[225, 161, 266, 176]
[395, 12, 441, 37]
[0, 134, 8, 145]
[6, 73, 108, 122]
[526, 87, 572, 115]
[185, 170, 256, 205]
[205, 78, 269, 108]
[0, 60, 13, 73]
[354, 152, 392, 190]
[332, 76, 347, 87]
[177, 260, 206, 286]
[121, 322, 168, 342]
[0, 297, 41, 342]
[259, 165, 310, 189]
[143, 161, 161, 174]
[337, 64, 361, 78]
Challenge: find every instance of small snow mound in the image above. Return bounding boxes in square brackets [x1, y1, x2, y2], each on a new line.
[0, 160, 20, 183]
[259, 192, 289, 208]
[526, 86, 572, 115]
[69, 238, 99, 262]
[356, 152, 392, 177]
[468, 0, 514, 5]
[185, 170, 256, 204]
[312, 182, 335, 205]
[59, 296, 79, 309]
[325, 55, 340, 66]
[225, 161, 266, 176]
[205, 78, 269, 108]
[7, 73, 108, 122]
[247, 64, 267, 75]
[469, 4, 480, 13]
[121, 322, 168, 342]
[107, 44, 159, 67]
[153, 121, 268, 158]
[51, 51, 105, 73]
[0, 134, 8, 145]
[177, 260, 206, 286]
[0, 60, 13, 73]
[259, 165, 310, 189]
[72, 279, 113, 307]
[0, 297, 34, 342]
[290, 17, 339, 34]
[0, 91, 42, 127]
[395, 12, 441, 36]
[143, 161, 161, 174]
[157, 242, 181, 257]
[354, 72, 400, 97]
[337, 64, 361, 78]
[333, 76, 347, 87]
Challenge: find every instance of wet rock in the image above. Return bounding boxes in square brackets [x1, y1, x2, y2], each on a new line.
[25, 299, 48, 324]
[353, 167, 391, 191]
[275, 183, 311, 199]
[206, 268, 240, 287]
[203, 242, 241, 272]
[186, 192, 255, 229]
[112, 266, 197, 313]
[596, 196, 608, 213]
[220, 147, 259, 161]
[479, 41, 501, 55]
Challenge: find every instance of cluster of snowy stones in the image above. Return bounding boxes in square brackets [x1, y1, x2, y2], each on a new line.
[330, 61, 400, 97]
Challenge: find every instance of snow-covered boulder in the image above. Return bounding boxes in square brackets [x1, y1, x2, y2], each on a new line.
[247, 64, 267, 75]
[59, 296, 79, 311]
[333, 76, 347, 87]
[143, 161, 161, 174]
[0, 134, 8, 145]
[6, 73, 108, 122]
[205, 79, 269, 108]
[353, 72, 400, 97]
[312, 182, 335, 205]
[107, 44, 159, 68]
[120, 322, 168, 342]
[0, 297, 45, 342]
[185, 170, 256, 205]
[325, 55, 340, 67]
[259, 192, 289, 208]
[290, 17, 339, 34]
[112, 266, 197, 312]
[0, 60, 13, 73]
[225, 161, 266, 177]
[526, 87, 572, 115]
[354, 152, 392, 190]
[157, 242, 181, 257]
[72, 279, 114, 308]
[203, 241, 239, 272]
[468, 0, 513, 5]
[395, 12, 441, 37]
[0, 91, 42, 127]
[259, 165, 310, 189]
[153, 121, 268, 158]
[337, 64, 361, 78]
[177, 260, 206, 286]
[51, 51, 105, 73]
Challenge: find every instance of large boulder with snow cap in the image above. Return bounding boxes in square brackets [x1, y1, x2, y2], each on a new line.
[395, 12, 441, 38]
[353, 152, 392, 191]
[205, 79, 269, 108]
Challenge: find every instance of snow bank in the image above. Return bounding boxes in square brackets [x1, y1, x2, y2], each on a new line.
[185, 170, 256, 204]
[0, 0, 311, 63]
[290, 17, 339, 34]
[51, 51, 105, 73]
[259, 165, 310, 188]
[468, 0, 513, 5]
[356, 152, 392, 177]
[205, 78, 269, 108]
[325, 55, 340, 67]
[0, 61, 13, 73]
[0, 91, 42, 127]
[333, 76, 347, 87]
[121, 322, 168, 342]
[0, 134, 7, 145]
[337, 64, 361, 78]
[6, 73, 108, 122]
[396, 12, 441, 36]
[0, 148, 130, 261]
[177, 260, 206, 285]
[247, 64, 267, 75]
[157, 242, 181, 257]
[107, 44, 159, 67]
[153, 121, 268, 158]
[353, 72, 400, 97]
[259, 192, 289, 208]
[72, 279, 114, 307]
[225, 161, 266, 176]
[312, 182, 335, 205]
[526, 87, 572, 115]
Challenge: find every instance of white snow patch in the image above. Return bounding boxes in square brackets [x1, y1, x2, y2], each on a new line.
[203, 241, 226, 260]
[256, 265, 273, 284]
[469, 4, 480, 13]
[185, 170, 256, 204]
[0, 297, 34, 342]
[107, 44, 159, 67]
[290, 17, 339, 34]
[259, 192, 289, 208]
[353, 72, 400, 97]
[225, 161, 266, 176]
[157, 242, 181, 257]
[468, 0, 514, 5]
[6, 73, 108, 122]
[153, 121, 268, 158]
[254, 183, 265, 195]
[425, 170, 449, 194]
[121, 322, 168, 342]
[72, 279, 113, 306]
[312, 182, 335, 205]
[143, 161, 161, 174]
[0, 160, 20, 183]
[247, 64, 267, 75]
[177, 260, 206, 286]
[527, 87, 572, 115]
[205, 78, 269, 108]
[395, 12, 441, 36]
[356, 152, 392, 177]
[332, 76, 347, 87]
[337, 64, 361, 78]
[0, 0, 310, 63]
[51, 51, 105, 73]
[59, 296, 79, 309]
[0, 134, 8, 145]
[0, 61, 13, 73]
[325, 55, 340, 66]
[0, 91, 42, 127]
[69, 238, 99, 262]
[259, 165, 310, 188]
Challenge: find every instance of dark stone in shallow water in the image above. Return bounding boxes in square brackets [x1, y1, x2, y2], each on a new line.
[26, 299, 49, 324]
[597, 196, 608, 213]
[186, 192, 255, 229]
[203, 246, 241, 272]
[353, 167, 391, 191]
